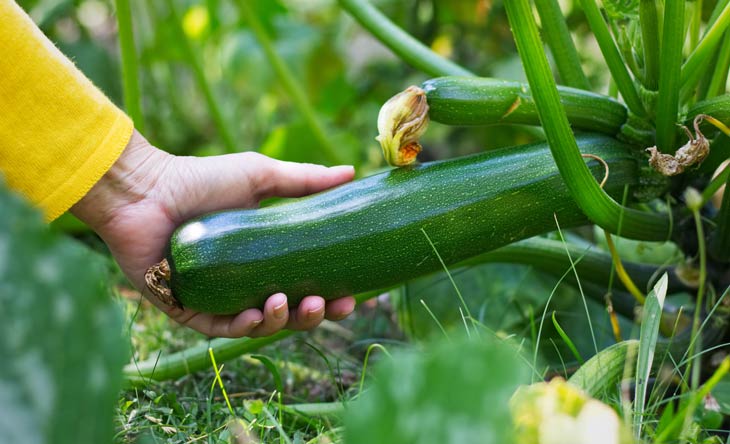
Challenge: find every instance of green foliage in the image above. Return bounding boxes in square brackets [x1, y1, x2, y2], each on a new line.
[0, 182, 126, 444]
[344, 336, 529, 444]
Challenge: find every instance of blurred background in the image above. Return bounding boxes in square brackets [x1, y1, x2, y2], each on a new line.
[16, 0, 612, 170]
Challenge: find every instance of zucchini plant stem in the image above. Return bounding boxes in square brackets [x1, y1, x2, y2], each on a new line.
[640, 0, 660, 90]
[165, 0, 237, 153]
[114, 0, 144, 132]
[681, 2, 730, 91]
[338, 0, 474, 77]
[576, 0, 646, 117]
[655, 0, 686, 152]
[505, 0, 671, 241]
[534, 0, 591, 90]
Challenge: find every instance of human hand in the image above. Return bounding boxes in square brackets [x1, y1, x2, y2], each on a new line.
[71, 130, 356, 338]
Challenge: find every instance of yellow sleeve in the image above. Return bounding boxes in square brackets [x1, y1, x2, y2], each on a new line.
[0, 0, 134, 221]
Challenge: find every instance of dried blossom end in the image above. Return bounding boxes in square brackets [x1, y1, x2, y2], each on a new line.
[376, 86, 429, 167]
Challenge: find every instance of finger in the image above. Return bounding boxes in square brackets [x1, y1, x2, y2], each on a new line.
[144, 291, 265, 338]
[286, 296, 326, 330]
[324, 296, 356, 321]
[248, 293, 290, 338]
[257, 159, 355, 200]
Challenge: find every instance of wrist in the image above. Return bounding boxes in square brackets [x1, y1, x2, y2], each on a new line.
[70, 130, 171, 233]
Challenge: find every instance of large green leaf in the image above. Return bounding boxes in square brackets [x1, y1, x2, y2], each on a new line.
[344, 336, 529, 444]
[0, 182, 126, 444]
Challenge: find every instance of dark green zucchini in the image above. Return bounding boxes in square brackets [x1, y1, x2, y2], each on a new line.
[422, 76, 628, 136]
[148, 134, 639, 315]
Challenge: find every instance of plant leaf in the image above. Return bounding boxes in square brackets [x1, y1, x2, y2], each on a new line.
[0, 182, 126, 444]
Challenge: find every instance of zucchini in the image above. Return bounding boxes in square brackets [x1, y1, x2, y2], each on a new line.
[422, 76, 628, 136]
[148, 134, 639, 315]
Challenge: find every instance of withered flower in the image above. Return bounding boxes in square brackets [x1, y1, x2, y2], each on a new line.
[376, 86, 429, 167]
[647, 114, 710, 176]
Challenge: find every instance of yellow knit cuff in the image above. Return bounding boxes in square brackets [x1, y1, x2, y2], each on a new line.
[40, 115, 134, 222]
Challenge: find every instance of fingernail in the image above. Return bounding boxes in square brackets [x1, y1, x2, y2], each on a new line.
[329, 165, 355, 174]
[306, 305, 324, 320]
[251, 317, 263, 326]
[273, 296, 288, 320]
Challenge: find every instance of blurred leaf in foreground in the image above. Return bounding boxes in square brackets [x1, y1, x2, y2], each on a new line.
[0, 181, 126, 444]
[344, 335, 529, 444]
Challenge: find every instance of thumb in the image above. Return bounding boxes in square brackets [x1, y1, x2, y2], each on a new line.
[257, 159, 355, 200]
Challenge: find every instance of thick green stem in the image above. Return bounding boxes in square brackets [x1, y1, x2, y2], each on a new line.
[655, 0, 686, 152]
[422, 76, 627, 135]
[680, 2, 730, 91]
[576, 0, 646, 117]
[640, 0, 661, 90]
[338, 0, 473, 77]
[534, 0, 591, 90]
[459, 237, 684, 295]
[124, 331, 294, 387]
[237, 0, 344, 165]
[123, 292, 380, 387]
[505, 0, 671, 241]
[706, 30, 730, 99]
[165, 0, 236, 152]
[114, 0, 144, 132]
[710, 173, 730, 261]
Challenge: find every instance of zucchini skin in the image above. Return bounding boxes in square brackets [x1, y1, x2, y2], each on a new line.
[422, 76, 628, 136]
[167, 135, 638, 314]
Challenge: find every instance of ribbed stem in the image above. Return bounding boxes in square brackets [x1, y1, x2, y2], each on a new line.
[640, 0, 660, 90]
[535, 0, 591, 90]
[114, 0, 144, 132]
[237, 0, 344, 165]
[459, 237, 684, 294]
[338, 0, 473, 77]
[505, 0, 671, 241]
[577, 0, 646, 117]
[655, 0, 686, 152]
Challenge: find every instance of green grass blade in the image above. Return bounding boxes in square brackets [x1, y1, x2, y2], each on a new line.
[634, 273, 668, 439]
[535, 0, 591, 90]
[551, 311, 584, 364]
[639, 0, 660, 90]
[655, 0, 685, 152]
[338, 0, 474, 77]
[504, 0, 671, 241]
[576, 0, 646, 117]
[237, 0, 344, 165]
[114, 0, 144, 132]
[421, 227, 475, 334]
